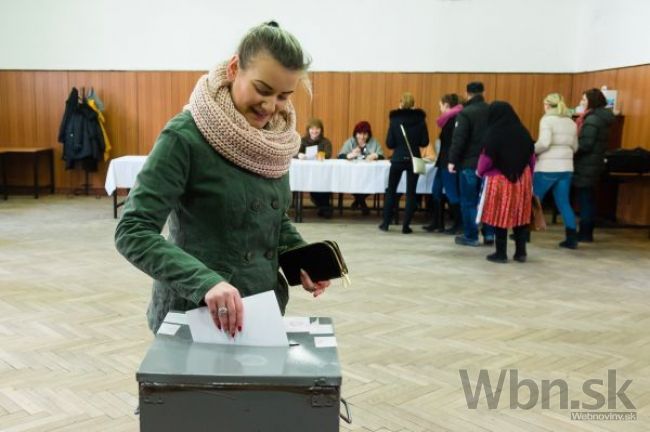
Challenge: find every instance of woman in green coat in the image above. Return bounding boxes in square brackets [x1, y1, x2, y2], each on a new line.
[574, 88, 614, 242]
[115, 22, 330, 336]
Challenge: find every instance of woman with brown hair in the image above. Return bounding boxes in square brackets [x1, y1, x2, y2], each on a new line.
[573, 88, 614, 242]
[424, 93, 463, 234]
[298, 118, 333, 218]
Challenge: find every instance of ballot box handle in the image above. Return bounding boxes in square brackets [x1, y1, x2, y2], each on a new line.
[340, 397, 352, 424]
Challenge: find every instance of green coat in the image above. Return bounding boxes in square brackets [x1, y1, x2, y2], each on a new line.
[574, 108, 614, 188]
[115, 111, 305, 332]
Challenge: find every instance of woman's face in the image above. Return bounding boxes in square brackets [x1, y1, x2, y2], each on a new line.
[580, 94, 589, 110]
[309, 126, 321, 140]
[355, 132, 369, 146]
[227, 52, 302, 129]
[439, 102, 450, 113]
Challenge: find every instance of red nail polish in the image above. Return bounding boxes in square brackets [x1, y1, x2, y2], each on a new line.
[217, 323, 221, 330]
[231, 332, 235, 338]
[238, 326, 242, 332]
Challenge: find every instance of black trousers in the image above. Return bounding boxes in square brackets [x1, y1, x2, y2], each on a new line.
[382, 160, 419, 227]
[310, 192, 331, 209]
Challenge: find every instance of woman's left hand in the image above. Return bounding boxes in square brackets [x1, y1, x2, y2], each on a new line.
[366, 153, 378, 161]
[300, 269, 331, 298]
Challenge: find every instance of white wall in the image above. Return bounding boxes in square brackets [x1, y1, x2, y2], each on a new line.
[575, 0, 650, 72]
[0, 0, 647, 72]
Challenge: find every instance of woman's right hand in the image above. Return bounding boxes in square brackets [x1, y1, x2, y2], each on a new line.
[347, 147, 360, 159]
[204, 281, 244, 337]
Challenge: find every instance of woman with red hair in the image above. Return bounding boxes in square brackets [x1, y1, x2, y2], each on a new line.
[338, 121, 384, 214]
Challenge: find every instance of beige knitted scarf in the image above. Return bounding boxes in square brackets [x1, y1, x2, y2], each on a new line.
[187, 63, 300, 178]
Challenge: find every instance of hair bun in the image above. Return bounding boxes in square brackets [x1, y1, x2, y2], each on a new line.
[265, 20, 280, 28]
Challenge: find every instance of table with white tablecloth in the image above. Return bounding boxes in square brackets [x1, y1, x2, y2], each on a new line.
[104, 155, 147, 218]
[289, 159, 436, 221]
[104, 156, 436, 220]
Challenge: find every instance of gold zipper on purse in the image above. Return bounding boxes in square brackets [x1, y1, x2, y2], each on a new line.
[323, 241, 351, 288]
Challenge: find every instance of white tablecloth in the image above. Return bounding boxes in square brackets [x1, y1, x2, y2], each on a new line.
[289, 159, 436, 194]
[104, 156, 147, 195]
[104, 157, 436, 195]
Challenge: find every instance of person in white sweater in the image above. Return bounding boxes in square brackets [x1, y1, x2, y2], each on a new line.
[533, 93, 579, 249]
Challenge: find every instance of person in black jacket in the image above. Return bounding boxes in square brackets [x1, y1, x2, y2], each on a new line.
[573, 88, 615, 242]
[424, 93, 463, 234]
[379, 92, 429, 233]
[448, 82, 494, 246]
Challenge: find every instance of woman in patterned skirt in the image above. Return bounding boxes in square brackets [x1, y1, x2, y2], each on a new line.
[477, 101, 535, 263]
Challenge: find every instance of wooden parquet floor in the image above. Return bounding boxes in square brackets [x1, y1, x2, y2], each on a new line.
[0, 196, 648, 431]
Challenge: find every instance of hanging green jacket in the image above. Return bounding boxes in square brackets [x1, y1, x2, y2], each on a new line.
[115, 111, 305, 332]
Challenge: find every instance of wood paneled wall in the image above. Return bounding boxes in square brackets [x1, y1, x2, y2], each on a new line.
[572, 65, 650, 225]
[1, 65, 649, 223]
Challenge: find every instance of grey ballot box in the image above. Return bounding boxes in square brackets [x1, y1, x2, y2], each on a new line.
[136, 317, 342, 431]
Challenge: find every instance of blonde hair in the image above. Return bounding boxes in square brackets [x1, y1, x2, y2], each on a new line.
[401, 92, 415, 109]
[544, 93, 569, 116]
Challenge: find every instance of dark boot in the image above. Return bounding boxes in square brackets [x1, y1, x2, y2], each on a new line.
[402, 194, 417, 234]
[559, 228, 578, 249]
[436, 201, 446, 233]
[423, 199, 442, 232]
[360, 199, 370, 216]
[444, 203, 462, 235]
[509, 231, 531, 242]
[513, 226, 528, 262]
[578, 222, 594, 242]
[486, 229, 508, 263]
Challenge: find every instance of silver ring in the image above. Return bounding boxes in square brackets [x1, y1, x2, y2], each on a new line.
[217, 306, 228, 317]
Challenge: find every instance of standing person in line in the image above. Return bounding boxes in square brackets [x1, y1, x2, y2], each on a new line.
[424, 93, 463, 234]
[573, 88, 614, 242]
[533, 93, 579, 249]
[379, 92, 429, 233]
[115, 22, 330, 336]
[297, 118, 333, 218]
[338, 121, 384, 215]
[448, 81, 494, 246]
[477, 102, 535, 263]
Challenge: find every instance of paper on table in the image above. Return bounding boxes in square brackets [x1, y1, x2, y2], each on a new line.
[157, 322, 180, 336]
[283, 316, 310, 333]
[305, 145, 318, 160]
[309, 323, 334, 335]
[163, 311, 188, 325]
[186, 291, 289, 347]
[314, 336, 337, 348]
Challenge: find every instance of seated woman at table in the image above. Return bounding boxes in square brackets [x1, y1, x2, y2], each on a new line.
[338, 121, 384, 215]
[379, 92, 429, 234]
[297, 118, 333, 218]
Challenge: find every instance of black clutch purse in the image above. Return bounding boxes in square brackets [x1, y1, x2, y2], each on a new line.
[279, 241, 350, 286]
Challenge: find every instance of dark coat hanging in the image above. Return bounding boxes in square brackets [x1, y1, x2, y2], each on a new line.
[58, 87, 105, 171]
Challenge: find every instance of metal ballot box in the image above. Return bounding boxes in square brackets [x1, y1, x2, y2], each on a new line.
[136, 317, 343, 432]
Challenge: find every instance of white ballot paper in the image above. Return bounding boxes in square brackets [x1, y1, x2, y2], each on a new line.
[163, 311, 188, 325]
[186, 291, 289, 347]
[283, 316, 310, 333]
[305, 145, 318, 159]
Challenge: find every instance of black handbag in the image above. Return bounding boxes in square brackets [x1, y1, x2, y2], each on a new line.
[604, 147, 650, 174]
[279, 241, 350, 286]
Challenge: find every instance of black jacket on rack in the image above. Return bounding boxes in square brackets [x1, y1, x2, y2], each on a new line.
[58, 87, 105, 171]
